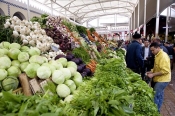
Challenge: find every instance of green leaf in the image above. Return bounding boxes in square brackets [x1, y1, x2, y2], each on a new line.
[41, 113, 58, 116]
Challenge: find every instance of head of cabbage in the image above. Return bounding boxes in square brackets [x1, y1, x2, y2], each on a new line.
[24, 63, 40, 78]
[0, 57, 11, 69]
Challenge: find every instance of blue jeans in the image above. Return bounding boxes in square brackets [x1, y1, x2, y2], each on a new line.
[153, 82, 169, 112]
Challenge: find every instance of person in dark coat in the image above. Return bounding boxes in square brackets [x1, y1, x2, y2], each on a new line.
[126, 32, 144, 74]
[164, 42, 174, 70]
[141, 39, 152, 83]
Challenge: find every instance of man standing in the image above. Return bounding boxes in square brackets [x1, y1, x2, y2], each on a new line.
[147, 42, 171, 113]
[164, 42, 174, 70]
[141, 39, 151, 82]
[126, 32, 144, 74]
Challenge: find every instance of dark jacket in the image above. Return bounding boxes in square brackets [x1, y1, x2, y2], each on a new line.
[126, 40, 144, 70]
[142, 46, 152, 59]
[160, 44, 169, 54]
[165, 46, 174, 56]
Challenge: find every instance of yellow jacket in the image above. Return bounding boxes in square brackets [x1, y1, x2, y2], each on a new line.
[152, 50, 171, 82]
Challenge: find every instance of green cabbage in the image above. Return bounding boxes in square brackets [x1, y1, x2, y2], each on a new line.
[11, 60, 21, 68]
[0, 69, 7, 80]
[7, 66, 20, 77]
[20, 46, 30, 52]
[18, 52, 29, 62]
[56, 84, 70, 98]
[28, 47, 41, 56]
[20, 62, 29, 72]
[68, 67, 77, 77]
[0, 57, 11, 69]
[29, 55, 45, 65]
[67, 61, 77, 70]
[9, 43, 21, 49]
[24, 63, 40, 78]
[49, 60, 63, 70]
[37, 66, 51, 79]
[73, 72, 83, 86]
[1, 76, 19, 91]
[0, 49, 5, 57]
[8, 48, 21, 60]
[52, 70, 65, 84]
[60, 68, 71, 80]
[42, 63, 56, 73]
[56, 58, 67, 67]
[0, 42, 10, 49]
[65, 80, 76, 93]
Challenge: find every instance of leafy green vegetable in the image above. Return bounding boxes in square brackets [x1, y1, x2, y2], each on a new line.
[76, 25, 87, 35]
[72, 47, 91, 63]
[0, 15, 22, 43]
[0, 90, 61, 116]
[89, 28, 96, 33]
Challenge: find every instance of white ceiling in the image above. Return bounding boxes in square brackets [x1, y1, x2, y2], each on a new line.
[18, 0, 138, 24]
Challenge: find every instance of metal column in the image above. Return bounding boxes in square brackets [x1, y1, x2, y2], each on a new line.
[129, 17, 130, 40]
[165, 7, 170, 42]
[131, 16, 132, 31]
[134, 10, 135, 30]
[144, 0, 147, 37]
[114, 14, 116, 28]
[138, 2, 140, 30]
[86, 21, 88, 27]
[27, 0, 30, 20]
[97, 18, 99, 27]
[51, 0, 53, 16]
[155, 0, 160, 38]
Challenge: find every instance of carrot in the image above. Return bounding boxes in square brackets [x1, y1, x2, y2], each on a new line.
[18, 73, 32, 96]
[87, 30, 95, 42]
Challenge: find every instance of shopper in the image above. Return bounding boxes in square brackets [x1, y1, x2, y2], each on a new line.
[153, 38, 169, 54]
[126, 32, 144, 74]
[164, 42, 174, 70]
[141, 39, 152, 82]
[146, 42, 171, 113]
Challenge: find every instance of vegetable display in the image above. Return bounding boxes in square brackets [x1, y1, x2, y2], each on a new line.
[4, 16, 53, 52]
[0, 13, 160, 116]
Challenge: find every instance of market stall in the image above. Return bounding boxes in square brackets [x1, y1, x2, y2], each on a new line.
[0, 14, 160, 116]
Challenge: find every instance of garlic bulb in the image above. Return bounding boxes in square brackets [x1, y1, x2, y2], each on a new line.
[30, 31, 34, 36]
[20, 34, 26, 40]
[41, 29, 46, 35]
[26, 36, 32, 41]
[31, 35, 37, 40]
[4, 24, 9, 28]
[29, 40, 35, 46]
[20, 28, 25, 35]
[15, 20, 21, 25]
[22, 39, 28, 45]
[12, 16, 19, 21]
[13, 31, 19, 38]
[10, 25, 14, 29]
[14, 26, 20, 32]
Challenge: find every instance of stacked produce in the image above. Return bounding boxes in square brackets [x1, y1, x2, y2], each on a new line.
[4, 16, 53, 52]
[55, 53, 92, 78]
[0, 41, 83, 98]
[0, 13, 160, 116]
[44, 16, 72, 52]
[59, 49, 159, 116]
[0, 47, 160, 115]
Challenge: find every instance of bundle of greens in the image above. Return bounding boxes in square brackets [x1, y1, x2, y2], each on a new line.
[0, 90, 62, 116]
[0, 15, 21, 43]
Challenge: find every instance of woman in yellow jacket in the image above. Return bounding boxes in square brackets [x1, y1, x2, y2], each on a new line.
[147, 42, 171, 113]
